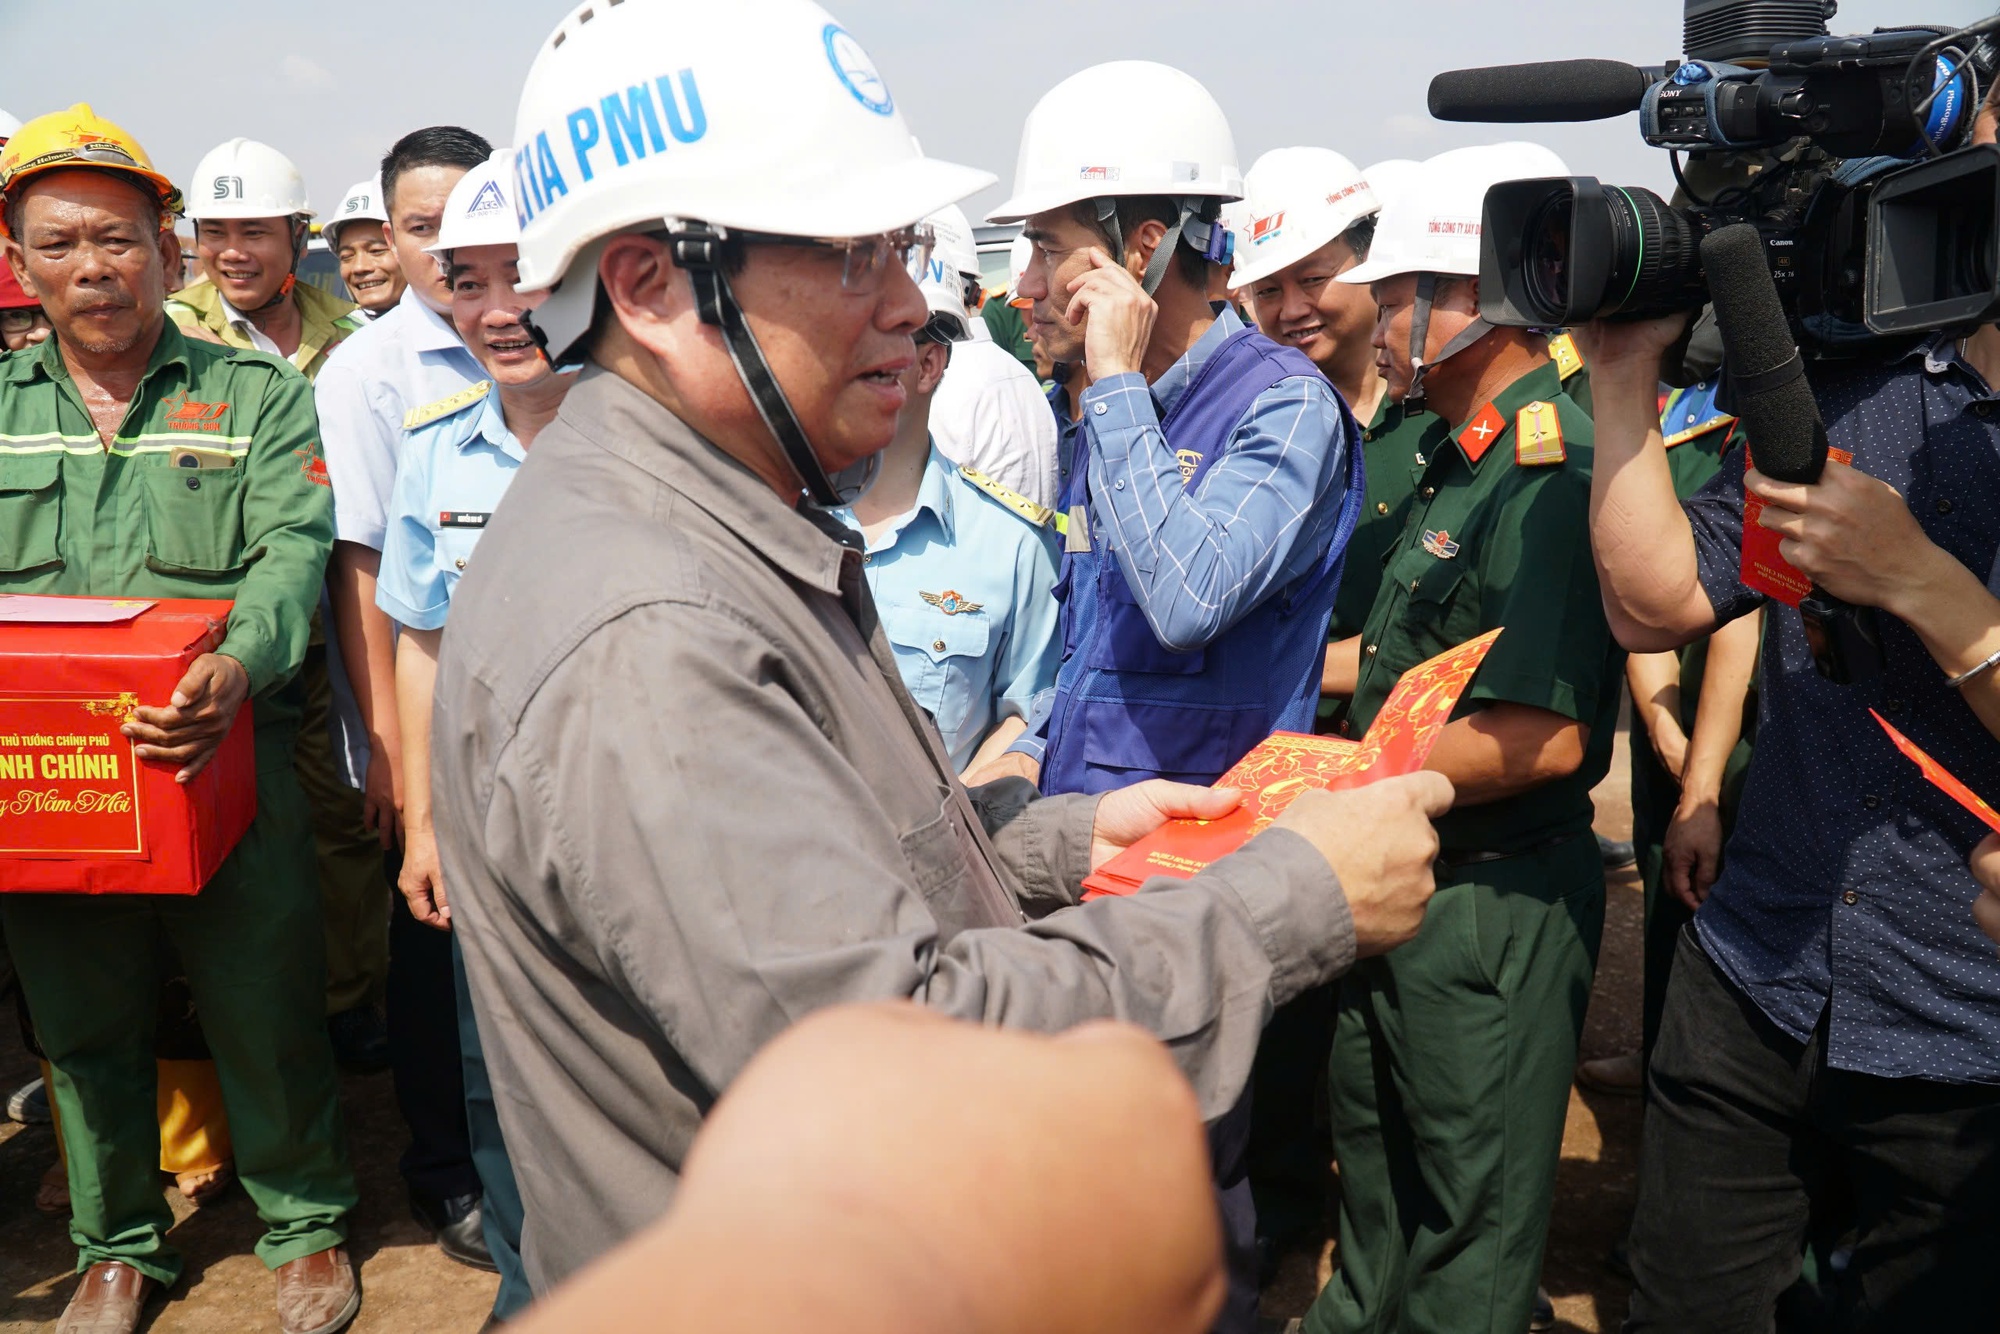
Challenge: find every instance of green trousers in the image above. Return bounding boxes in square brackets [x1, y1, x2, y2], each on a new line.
[1, 733, 359, 1284]
[1305, 835, 1604, 1334]
[293, 640, 390, 1017]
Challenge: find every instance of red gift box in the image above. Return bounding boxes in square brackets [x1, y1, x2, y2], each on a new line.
[0, 596, 256, 894]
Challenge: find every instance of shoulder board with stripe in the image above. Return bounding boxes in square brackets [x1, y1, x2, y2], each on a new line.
[959, 467, 1068, 535]
[1663, 414, 1736, 450]
[403, 380, 492, 432]
[1548, 332, 1585, 382]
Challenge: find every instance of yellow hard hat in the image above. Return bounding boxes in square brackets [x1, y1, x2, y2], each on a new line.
[0, 103, 183, 234]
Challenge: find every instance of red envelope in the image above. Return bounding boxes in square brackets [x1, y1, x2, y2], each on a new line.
[1080, 629, 1502, 899]
[1871, 709, 2000, 835]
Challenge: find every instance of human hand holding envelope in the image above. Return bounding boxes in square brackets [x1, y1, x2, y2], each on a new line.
[1081, 630, 1502, 900]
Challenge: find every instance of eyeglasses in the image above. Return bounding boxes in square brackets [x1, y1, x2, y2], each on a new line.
[738, 224, 935, 295]
[0, 308, 46, 334]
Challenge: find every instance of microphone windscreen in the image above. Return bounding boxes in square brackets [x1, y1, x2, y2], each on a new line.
[1428, 60, 1654, 123]
[1700, 223, 1826, 483]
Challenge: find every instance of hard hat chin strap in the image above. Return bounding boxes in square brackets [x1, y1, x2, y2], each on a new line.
[1404, 271, 1490, 411]
[245, 215, 311, 316]
[1092, 198, 1234, 298]
[667, 222, 875, 509]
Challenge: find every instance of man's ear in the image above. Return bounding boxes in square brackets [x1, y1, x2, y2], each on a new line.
[157, 228, 182, 280]
[1121, 218, 1170, 284]
[917, 342, 951, 395]
[598, 233, 683, 361]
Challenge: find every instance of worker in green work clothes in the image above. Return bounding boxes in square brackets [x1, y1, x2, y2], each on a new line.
[0, 104, 359, 1334]
[1305, 141, 1624, 1334]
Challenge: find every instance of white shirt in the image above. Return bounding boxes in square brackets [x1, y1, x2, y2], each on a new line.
[313, 284, 482, 786]
[315, 283, 484, 551]
[217, 293, 285, 359]
[928, 320, 1060, 511]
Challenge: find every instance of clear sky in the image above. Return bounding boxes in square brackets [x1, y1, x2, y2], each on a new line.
[0, 0, 1982, 225]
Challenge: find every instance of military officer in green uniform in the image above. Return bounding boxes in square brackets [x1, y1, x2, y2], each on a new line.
[0, 106, 359, 1334]
[1302, 143, 1622, 1334]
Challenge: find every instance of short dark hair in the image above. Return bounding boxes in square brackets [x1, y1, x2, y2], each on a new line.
[1073, 195, 1210, 289]
[380, 126, 492, 214]
[3, 172, 162, 244]
[1339, 214, 1378, 265]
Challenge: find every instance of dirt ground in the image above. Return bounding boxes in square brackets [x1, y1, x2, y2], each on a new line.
[0, 724, 1649, 1334]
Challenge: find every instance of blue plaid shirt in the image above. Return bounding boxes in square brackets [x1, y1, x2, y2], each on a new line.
[1687, 336, 2000, 1083]
[1012, 309, 1352, 762]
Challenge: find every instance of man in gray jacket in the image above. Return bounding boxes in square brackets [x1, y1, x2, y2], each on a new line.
[433, 0, 1452, 1310]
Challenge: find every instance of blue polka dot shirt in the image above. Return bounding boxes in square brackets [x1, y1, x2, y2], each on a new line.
[1686, 335, 2000, 1084]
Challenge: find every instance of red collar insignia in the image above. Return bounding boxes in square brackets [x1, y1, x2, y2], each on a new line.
[1457, 404, 1506, 464]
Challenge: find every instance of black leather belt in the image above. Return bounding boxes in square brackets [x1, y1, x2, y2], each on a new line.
[1437, 830, 1588, 871]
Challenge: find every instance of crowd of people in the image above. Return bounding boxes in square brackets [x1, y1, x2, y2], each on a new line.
[3, 1, 2000, 1331]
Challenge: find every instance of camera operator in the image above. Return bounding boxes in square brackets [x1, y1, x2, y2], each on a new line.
[1578, 86, 2000, 1330]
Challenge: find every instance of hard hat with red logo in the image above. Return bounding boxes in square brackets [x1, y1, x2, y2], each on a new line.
[1228, 148, 1379, 291]
[1338, 141, 1569, 408]
[987, 61, 1241, 294]
[0, 104, 183, 236]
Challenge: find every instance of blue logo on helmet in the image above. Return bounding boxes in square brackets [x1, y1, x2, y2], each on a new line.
[824, 24, 893, 116]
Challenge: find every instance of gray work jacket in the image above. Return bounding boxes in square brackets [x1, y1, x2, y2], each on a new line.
[432, 365, 1356, 1292]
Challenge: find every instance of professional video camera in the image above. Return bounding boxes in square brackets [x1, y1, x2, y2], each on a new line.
[1427, 1, 1998, 358]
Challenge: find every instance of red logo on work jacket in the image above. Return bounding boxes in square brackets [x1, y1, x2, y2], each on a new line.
[163, 392, 229, 434]
[293, 449, 331, 487]
[1457, 404, 1506, 464]
[163, 391, 229, 433]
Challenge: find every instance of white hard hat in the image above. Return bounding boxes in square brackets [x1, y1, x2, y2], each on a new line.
[986, 61, 1241, 225]
[322, 177, 388, 247]
[427, 150, 518, 256]
[1341, 141, 1569, 286]
[918, 265, 970, 342]
[926, 203, 980, 282]
[0, 109, 20, 143]
[512, 0, 993, 363]
[1005, 232, 1033, 305]
[1228, 148, 1378, 291]
[1359, 159, 1421, 209]
[186, 138, 313, 221]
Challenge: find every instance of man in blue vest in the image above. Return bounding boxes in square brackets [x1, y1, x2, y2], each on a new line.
[980, 61, 1361, 799]
[981, 61, 1361, 1331]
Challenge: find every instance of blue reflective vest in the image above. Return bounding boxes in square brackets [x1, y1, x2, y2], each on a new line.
[1040, 327, 1365, 795]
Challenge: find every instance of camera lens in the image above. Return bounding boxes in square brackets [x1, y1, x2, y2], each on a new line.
[1598, 186, 1704, 320]
[1523, 192, 1576, 318]
[1510, 183, 1704, 322]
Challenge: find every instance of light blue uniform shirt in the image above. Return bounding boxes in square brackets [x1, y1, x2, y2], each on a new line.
[377, 382, 523, 631]
[838, 445, 1062, 771]
[1010, 307, 1352, 764]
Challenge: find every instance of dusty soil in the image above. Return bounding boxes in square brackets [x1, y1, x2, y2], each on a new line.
[1, 724, 1648, 1333]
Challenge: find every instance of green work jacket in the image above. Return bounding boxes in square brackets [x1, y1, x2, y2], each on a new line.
[1346, 358, 1623, 855]
[0, 321, 333, 731]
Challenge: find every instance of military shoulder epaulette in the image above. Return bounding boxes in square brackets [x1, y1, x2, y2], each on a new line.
[1514, 401, 1568, 467]
[1663, 414, 1736, 450]
[1549, 331, 1585, 382]
[403, 380, 492, 432]
[958, 467, 1069, 536]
